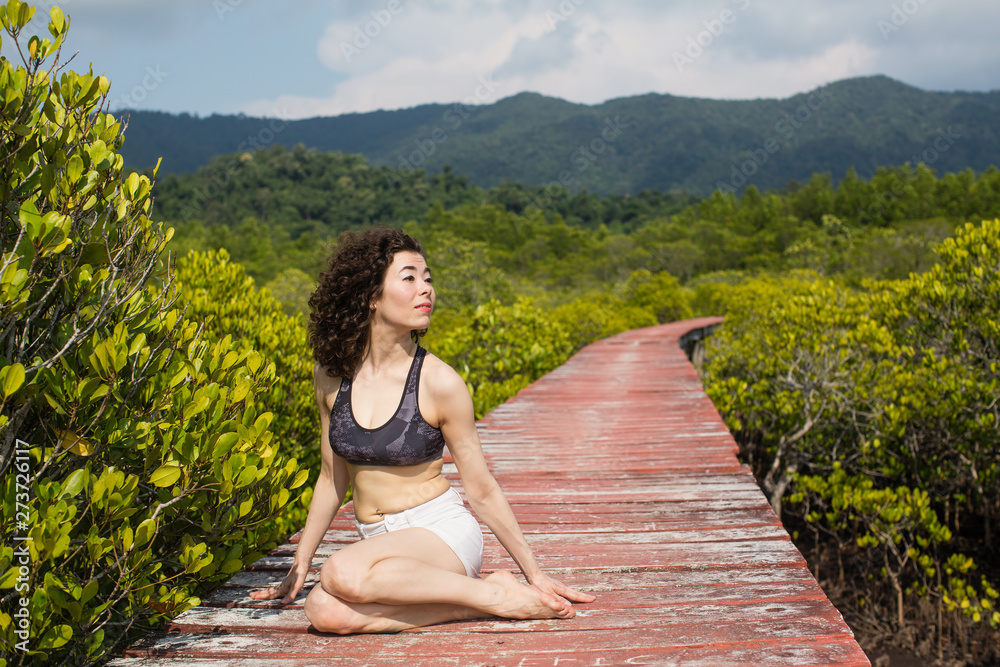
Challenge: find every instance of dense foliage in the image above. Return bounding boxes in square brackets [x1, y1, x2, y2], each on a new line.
[0, 7, 313, 664]
[120, 76, 1000, 195]
[155, 145, 1000, 303]
[701, 220, 1000, 661]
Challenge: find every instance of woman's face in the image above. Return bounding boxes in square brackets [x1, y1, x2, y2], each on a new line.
[373, 250, 435, 332]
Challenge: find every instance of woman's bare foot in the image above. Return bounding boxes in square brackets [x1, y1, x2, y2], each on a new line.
[484, 570, 574, 620]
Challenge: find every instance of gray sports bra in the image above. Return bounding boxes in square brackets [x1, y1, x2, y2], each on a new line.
[328, 347, 446, 466]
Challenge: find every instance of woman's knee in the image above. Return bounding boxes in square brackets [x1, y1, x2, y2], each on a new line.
[304, 585, 360, 635]
[320, 557, 369, 603]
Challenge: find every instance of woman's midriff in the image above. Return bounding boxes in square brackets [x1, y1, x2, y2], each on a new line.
[349, 458, 451, 524]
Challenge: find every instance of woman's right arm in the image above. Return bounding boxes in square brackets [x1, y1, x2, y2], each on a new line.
[249, 365, 350, 604]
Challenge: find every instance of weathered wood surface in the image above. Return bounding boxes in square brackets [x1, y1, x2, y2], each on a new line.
[110, 318, 870, 666]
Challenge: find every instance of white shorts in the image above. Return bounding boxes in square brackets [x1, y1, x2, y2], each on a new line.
[355, 487, 484, 578]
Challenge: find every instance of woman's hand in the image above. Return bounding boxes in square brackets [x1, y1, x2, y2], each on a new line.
[249, 564, 310, 605]
[528, 571, 597, 605]
[249, 367, 347, 606]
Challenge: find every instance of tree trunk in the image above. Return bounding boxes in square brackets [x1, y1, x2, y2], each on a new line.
[886, 552, 905, 629]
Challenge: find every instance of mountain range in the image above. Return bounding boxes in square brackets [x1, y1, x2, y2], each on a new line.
[120, 75, 1000, 196]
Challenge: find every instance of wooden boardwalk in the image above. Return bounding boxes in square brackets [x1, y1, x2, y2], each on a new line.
[111, 317, 870, 666]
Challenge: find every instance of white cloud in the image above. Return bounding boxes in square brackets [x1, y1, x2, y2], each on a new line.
[246, 2, 534, 117]
[236, 0, 998, 119]
[7, 0, 997, 119]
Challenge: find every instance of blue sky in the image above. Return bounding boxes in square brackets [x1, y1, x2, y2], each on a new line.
[5, 0, 999, 120]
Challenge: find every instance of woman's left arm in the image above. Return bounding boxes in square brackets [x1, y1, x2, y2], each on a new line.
[429, 360, 595, 604]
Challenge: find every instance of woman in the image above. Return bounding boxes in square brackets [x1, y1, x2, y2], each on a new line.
[251, 228, 594, 633]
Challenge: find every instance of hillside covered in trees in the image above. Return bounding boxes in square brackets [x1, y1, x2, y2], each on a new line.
[153, 144, 1000, 304]
[121, 75, 1000, 195]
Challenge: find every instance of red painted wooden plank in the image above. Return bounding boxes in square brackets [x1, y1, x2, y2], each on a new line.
[107, 642, 874, 667]
[117, 637, 871, 667]
[208, 568, 830, 609]
[274, 524, 793, 557]
[121, 627, 869, 663]
[247, 538, 809, 574]
[166, 596, 849, 638]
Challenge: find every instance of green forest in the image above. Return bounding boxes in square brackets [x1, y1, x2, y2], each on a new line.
[119, 74, 1000, 196]
[156, 142, 1000, 301]
[1, 3, 999, 665]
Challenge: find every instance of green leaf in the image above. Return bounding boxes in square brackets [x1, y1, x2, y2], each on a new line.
[220, 350, 239, 370]
[60, 469, 88, 498]
[252, 412, 273, 437]
[78, 242, 111, 267]
[235, 465, 257, 489]
[134, 518, 156, 547]
[38, 623, 72, 650]
[128, 333, 148, 357]
[19, 4, 35, 27]
[80, 579, 99, 605]
[125, 171, 141, 198]
[289, 469, 309, 489]
[2, 362, 25, 397]
[169, 368, 188, 388]
[246, 351, 262, 373]
[212, 432, 239, 458]
[49, 6, 65, 34]
[230, 381, 251, 404]
[18, 200, 42, 238]
[220, 558, 243, 575]
[150, 464, 181, 488]
[66, 154, 83, 182]
[238, 497, 253, 518]
[0, 565, 22, 588]
[183, 394, 211, 421]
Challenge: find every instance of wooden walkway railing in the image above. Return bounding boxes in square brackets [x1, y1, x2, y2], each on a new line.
[111, 317, 870, 666]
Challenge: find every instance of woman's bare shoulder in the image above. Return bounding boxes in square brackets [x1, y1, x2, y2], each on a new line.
[419, 350, 474, 428]
[313, 363, 343, 405]
[420, 351, 468, 397]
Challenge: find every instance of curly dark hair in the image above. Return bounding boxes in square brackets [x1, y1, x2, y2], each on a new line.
[309, 227, 426, 378]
